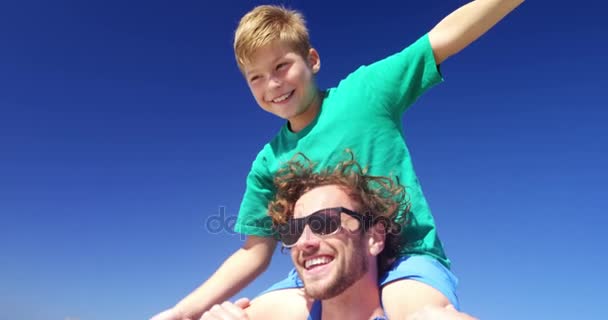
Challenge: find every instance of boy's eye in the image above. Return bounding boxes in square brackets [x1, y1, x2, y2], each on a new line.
[249, 75, 261, 83]
[276, 62, 288, 71]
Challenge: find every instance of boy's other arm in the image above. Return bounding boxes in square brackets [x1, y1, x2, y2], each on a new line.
[151, 235, 277, 320]
[428, 0, 525, 64]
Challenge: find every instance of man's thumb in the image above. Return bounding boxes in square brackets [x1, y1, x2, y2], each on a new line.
[234, 297, 251, 309]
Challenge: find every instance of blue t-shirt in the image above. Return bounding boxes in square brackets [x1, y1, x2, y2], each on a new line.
[308, 300, 388, 320]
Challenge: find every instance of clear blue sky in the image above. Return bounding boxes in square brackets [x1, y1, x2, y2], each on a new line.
[1, 0, 607, 319]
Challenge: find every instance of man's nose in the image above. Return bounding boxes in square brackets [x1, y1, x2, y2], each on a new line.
[295, 225, 320, 250]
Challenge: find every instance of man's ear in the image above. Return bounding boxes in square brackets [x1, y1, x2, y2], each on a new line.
[368, 222, 386, 257]
[308, 48, 321, 74]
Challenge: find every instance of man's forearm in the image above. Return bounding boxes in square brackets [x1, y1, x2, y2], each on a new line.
[429, 0, 525, 63]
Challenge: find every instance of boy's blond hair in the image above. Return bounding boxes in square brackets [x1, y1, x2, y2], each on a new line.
[234, 5, 311, 69]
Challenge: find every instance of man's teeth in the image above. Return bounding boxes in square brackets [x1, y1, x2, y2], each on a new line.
[305, 256, 332, 269]
[272, 91, 292, 103]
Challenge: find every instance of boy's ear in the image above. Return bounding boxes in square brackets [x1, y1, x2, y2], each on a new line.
[308, 48, 321, 74]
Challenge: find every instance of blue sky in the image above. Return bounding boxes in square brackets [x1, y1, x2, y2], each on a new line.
[1, 0, 607, 319]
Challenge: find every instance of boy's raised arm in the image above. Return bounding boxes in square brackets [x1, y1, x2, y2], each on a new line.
[150, 235, 277, 320]
[428, 0, 525, 64]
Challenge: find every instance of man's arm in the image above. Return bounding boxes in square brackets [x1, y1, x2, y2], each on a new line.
[151, 236, 277, 320]
[428, 0, 525, 64]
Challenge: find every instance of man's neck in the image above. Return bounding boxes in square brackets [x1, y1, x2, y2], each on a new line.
[320, 276, 384, 320]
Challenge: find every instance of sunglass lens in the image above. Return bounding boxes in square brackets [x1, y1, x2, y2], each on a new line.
[309, 210, 341, 235]
[279, 218, 305, 246]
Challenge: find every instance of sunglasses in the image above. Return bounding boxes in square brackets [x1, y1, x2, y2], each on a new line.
[276, 207, 371, 248]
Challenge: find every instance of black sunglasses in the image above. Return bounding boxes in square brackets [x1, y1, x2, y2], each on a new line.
[276, 207, 371, 248]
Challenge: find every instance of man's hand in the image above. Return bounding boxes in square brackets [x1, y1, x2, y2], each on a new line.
[200, 298, 251, 320]
[407, 304, 478, 320]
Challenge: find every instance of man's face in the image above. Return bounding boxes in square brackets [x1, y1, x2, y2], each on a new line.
[290, 185, 370, 300]
[243, 42, 321, 131]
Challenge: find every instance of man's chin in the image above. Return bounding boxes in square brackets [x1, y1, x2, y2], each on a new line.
[304, 285, 332, 300]
[303, 280, 347, 300]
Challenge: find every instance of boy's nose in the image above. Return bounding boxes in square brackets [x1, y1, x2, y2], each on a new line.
[268, 76, 282, 88]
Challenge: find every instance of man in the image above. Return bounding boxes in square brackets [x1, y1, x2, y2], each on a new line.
[200, 154, 476, 320]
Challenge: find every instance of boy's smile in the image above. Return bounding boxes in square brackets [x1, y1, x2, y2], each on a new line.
[244, 42, 322, 132]
[268, 90, 294, 104]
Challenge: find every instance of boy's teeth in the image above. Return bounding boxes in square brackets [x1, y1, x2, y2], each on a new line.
[273, 92, 291, 102]
[305, 256, 332, 269]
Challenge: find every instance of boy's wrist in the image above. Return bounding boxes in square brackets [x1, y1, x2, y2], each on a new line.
[170, 304, 189, 320]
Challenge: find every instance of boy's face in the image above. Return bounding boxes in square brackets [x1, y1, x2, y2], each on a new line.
[243, 42, 321, 130]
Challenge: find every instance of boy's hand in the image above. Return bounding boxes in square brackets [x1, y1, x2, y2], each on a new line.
[200, 298, 251, 320]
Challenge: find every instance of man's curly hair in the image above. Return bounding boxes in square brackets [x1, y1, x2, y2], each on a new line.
[268, 150, 409, 275]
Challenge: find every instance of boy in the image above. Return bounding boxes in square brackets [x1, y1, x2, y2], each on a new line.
[152, 1, 524, 319]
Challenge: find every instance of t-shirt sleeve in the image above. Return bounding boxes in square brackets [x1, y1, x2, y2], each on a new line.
[358, 33, 443, 116]
[234, 150, 277, 238]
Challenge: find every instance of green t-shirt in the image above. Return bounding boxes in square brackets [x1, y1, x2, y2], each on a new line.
[235, 34, 449, 267]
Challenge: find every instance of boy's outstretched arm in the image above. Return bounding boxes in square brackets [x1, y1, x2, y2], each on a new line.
[428, 0, 525, 64]
[151, 235, 276, 320]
